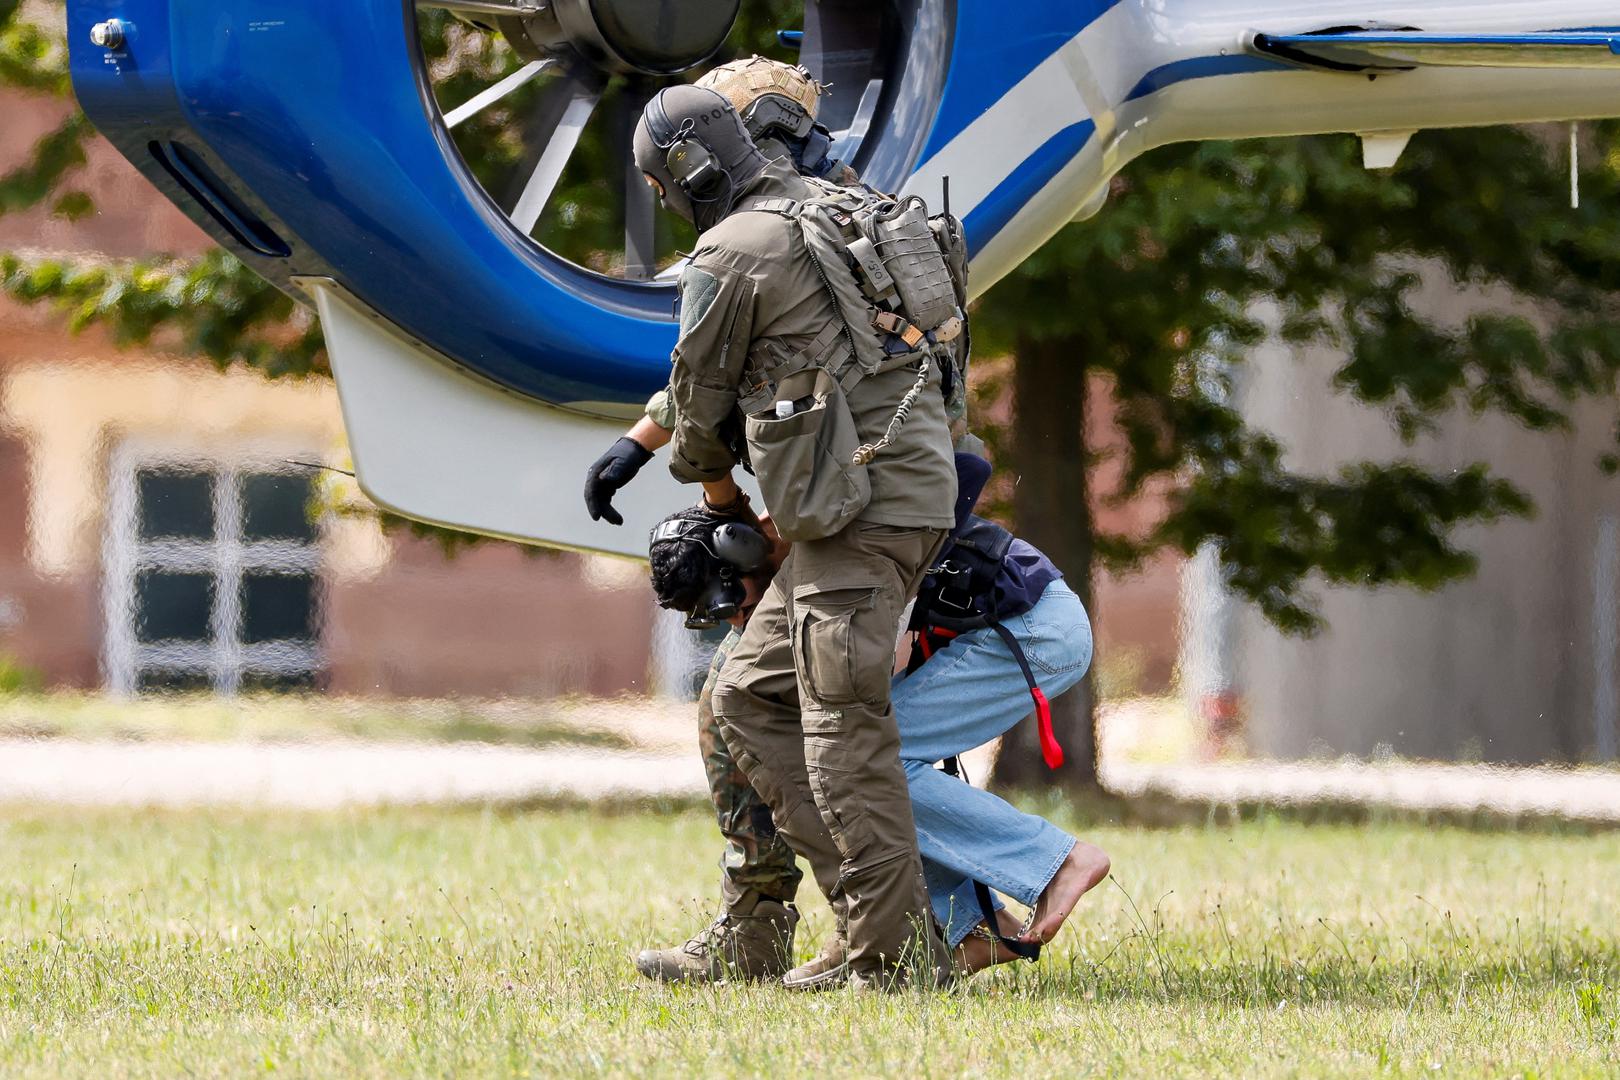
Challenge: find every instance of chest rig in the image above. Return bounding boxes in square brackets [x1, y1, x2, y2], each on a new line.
[734, 182, 970, 465]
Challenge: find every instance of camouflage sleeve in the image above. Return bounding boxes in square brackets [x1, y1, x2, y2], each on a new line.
[644, 388, 677, 431]
[667, 257, 757, 485]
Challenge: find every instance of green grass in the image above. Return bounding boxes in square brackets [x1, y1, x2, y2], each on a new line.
[2, 805, 1618, 1077]
[0, 692, 631, 750]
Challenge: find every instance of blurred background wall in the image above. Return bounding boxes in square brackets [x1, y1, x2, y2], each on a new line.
[1187, 281, 1620, 765]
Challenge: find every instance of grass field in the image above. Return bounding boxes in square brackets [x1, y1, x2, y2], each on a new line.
[2, 803, 1618, 1078]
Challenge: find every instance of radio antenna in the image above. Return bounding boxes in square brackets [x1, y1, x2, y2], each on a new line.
[941, 175, 951, 218]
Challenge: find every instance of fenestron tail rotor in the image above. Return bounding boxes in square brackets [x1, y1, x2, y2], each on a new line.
[413, 1, 939, 282]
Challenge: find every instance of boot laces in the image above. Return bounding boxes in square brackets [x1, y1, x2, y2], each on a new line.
[682, 913, 735, 959]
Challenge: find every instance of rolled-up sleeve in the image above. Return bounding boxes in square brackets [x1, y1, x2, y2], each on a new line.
[668, 258, 757, 484]
[644, 388, 677, 431]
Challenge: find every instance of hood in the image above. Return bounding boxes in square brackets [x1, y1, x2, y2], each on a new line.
[633, 84, 768, 233]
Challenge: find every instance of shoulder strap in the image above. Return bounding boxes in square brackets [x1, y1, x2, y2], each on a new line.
[732, 196, 801, 218]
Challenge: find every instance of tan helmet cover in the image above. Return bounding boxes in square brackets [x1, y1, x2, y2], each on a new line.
[696, 55, 825, 121]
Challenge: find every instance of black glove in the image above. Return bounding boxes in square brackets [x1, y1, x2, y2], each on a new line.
[584, 437, 653, 526]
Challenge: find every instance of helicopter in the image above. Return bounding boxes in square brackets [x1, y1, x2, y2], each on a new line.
[63, 0, 1620, 558]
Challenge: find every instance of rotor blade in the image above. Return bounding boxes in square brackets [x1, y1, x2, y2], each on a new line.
[443, 59, 552, 129]
[801, 0, 884, 131]
[510, 78, 601, 236]
[619, 82, 657, 281]
[829, 77, 883, 161]
[623, 155, 657, 281]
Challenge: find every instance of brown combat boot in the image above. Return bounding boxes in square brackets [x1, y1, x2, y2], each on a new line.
[781, 935, 849, 991]
[634, 893, 798, 984]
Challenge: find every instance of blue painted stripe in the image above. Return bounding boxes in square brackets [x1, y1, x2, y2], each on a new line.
[962, 120, 1095, 251]
[921, 1, 1118, 162]
[1125, 54, 1291, 103]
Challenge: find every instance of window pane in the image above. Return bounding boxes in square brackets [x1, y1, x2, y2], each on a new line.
[240, 670, 319, 693]
[242, 473, 315, 542]
[135, 571, 215, 642]
[137, 669, 214, 693]
[137, 471, 214, 541]
[241, 573, 316, 643]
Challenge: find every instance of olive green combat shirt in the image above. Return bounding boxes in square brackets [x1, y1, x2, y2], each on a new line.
[660, 159, 956, 531]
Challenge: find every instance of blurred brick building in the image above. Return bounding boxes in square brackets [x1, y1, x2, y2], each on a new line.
[0, 88, 1180, 699]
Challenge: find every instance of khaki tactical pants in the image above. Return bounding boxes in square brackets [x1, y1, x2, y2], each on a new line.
[712, 521, 949, 980]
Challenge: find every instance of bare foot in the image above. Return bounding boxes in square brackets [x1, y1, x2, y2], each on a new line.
[954, 908, 1027, 974]
[1021, 841, 1110, 944]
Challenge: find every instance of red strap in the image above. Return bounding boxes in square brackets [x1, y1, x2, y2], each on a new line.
[985, 621, 1064, 771]
[1032, 687, 1063, 769]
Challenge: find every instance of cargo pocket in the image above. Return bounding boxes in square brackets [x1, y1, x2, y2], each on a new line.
[744, 367, 871, 542]
[792, 585, 880, 706]
[802, 714, 878, 862]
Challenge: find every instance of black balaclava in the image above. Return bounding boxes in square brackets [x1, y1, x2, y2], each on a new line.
[634, 84, 768, 233]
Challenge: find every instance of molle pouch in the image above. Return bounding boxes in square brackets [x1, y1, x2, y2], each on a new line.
[743, 366, 871, 542]
[865, 197, 958, 334]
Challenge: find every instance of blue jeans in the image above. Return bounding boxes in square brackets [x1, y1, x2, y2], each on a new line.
[894, 581, 1093, 947]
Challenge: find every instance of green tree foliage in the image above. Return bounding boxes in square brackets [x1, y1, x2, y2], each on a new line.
[975, 128, 1620, 635]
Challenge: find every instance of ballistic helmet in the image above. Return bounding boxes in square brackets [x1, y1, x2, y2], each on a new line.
[634, 84, 768, 232]
[697, 56, 851, 183]
[697, 56, 824, 141]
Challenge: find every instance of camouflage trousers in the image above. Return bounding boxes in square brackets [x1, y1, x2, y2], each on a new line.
[702, 629, 804, 908]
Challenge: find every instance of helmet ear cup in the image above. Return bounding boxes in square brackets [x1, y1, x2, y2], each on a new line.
[666, 138, 723, 199]
[712, 522, 770, 572]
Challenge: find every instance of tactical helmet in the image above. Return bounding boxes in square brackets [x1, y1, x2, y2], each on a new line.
[695, 56, 853, 182]
[696, 56, 825, 142]
[633, 84, 768, 232]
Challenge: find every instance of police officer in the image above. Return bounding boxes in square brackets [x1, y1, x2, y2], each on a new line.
[637, 455, 1113, 990]
[620, 84, 958, 988]
[583, 59, 864, 985]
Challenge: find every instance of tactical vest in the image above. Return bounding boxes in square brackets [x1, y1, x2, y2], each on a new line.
[735, 183, 971, 464]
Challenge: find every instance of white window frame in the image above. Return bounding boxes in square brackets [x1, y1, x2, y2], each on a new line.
[102, 440, 324, 694]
